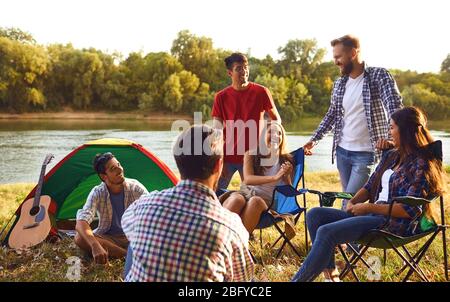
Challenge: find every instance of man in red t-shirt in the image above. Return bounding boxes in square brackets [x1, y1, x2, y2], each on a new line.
[212, 53, 281, 189]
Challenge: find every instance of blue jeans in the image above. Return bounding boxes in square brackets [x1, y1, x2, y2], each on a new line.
[336, 146, 374, 210]
[123, 245, 133, 279]
[218, 162, 243, 189]
[291, 207, 385, 282]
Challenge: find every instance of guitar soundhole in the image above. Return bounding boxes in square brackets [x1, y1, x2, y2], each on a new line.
[29, 206, 40, 216]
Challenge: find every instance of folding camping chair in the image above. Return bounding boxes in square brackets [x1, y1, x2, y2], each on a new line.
[309, 140, 449, 282]
[253, 147, 308, 259]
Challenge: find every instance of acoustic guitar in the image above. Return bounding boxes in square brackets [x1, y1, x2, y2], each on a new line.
[9, 154, 54, 249]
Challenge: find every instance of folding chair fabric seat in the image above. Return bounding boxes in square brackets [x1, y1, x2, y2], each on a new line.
[356, 228, 436, 249]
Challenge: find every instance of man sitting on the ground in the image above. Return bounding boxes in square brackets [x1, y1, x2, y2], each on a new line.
[122, 125, 254, 281]
[74, 152, 148, 264]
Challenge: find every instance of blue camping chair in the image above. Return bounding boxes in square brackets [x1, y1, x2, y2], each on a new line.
[254, 147, 308, 259]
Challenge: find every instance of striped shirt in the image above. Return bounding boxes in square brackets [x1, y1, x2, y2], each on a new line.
[310, 63, 403, 163]
[76, 178, 148, 234]
[122, 180, 254, 282]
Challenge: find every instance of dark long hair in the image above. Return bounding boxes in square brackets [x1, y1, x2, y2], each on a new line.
[392, 107, 444, 196]
[370, 107, 444, 219]
[249, 122, 293, 176]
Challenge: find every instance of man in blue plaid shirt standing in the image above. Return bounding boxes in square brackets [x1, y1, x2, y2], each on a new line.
[304, 35, 403, 209]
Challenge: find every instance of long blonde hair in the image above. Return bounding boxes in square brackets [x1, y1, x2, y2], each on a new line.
[251, 121, 293, 176]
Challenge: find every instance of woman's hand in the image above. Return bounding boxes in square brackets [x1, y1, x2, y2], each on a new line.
[274, 162, 290, 180]
[347, 203, 372, 216]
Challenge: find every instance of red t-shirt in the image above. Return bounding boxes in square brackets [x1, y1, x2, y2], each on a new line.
[212, 82, 275, 164]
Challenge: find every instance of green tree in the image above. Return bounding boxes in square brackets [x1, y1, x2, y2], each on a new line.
[171, 30, 229, 92]
[441, 54, 450, 73]
[0, 37, 48, 112]
[45, 44, 104, 110]
[0, 27, 35, 44]
[402, 84, 450, 119]
[276, 39, 326, 80]
[162, 74, 183, 112]
[255, 74, 289, 107]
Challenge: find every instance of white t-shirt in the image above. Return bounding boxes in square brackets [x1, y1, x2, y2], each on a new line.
[376, 169, 394, 202]
[338, 72, 372, 151]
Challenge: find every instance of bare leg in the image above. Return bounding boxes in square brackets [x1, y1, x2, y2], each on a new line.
[241, 196, 268, 233]
[74, 233, 127, 259]
[222, 193, 246, 215]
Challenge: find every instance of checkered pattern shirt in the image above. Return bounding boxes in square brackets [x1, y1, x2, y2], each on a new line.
[364, 150, 428, 236]
[310, 63, 403, 163]
[76, 178, 148, 234]
[122, 180, 254, 282]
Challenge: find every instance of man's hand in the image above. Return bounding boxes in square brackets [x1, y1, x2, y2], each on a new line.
[91, 241, 108, 264]
[376, 138, 394, 151]
[348, 203, 371, 216]
[303, 141, 316, 156]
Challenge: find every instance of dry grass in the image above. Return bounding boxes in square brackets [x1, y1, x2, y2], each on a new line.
[0, 170, 449, 282]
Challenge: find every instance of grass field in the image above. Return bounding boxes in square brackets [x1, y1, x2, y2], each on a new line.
[1, 171, 449, 282]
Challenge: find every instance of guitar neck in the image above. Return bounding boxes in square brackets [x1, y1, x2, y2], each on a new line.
[32, 164, 47, 209]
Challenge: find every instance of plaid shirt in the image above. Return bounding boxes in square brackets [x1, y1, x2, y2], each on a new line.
[310, 63, 403, 163]
[122, 180, 254, 282]
[364, 150, 429, 236]
[76, 178, 148, 234]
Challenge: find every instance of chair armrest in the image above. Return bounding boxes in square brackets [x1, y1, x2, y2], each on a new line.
[268, 185, 307, 212]
[381, 196, 438, 231]
[274, 185, 307, 197]
[392, 196, 437, 207]
[306, 190, 353, 207]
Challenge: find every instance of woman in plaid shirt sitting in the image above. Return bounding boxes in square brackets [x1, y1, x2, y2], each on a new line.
[292, 107, 444, 282]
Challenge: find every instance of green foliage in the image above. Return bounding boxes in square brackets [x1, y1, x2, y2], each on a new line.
[0, 27, 35, 44]
[0, 29, 449, 121]
[402, 84, 450, 119]
[0, 37, 48, 112]
[441, 54, 450, 73]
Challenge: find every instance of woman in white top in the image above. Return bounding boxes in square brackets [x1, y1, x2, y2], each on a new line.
[221, 121, 293, 233]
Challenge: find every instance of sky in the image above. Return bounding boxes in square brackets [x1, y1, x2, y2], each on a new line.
[1, 0, 449, 73]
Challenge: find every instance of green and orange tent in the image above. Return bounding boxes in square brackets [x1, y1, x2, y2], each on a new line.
[1, 138, 179, 245]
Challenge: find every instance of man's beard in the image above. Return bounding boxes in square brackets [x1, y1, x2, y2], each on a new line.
[341, 61, 354, 76]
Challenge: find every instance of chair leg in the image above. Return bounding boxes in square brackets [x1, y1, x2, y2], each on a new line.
[383, 249, 387, 266]
[270, 211, 305, 258]
[304, 215, 308, 252]
[388, 244, 429, 282]
[397, 241, 427, 275]
[340, 244, 371, 280]
[401, 246, 429, 282]
[259, 228, 263, 251]
[345, 244, 373, 271]
[398, 231, 439, 281]
[338, 245, 360, 281]
[442, 227, 449, 281]
[273, 222, 302, 259]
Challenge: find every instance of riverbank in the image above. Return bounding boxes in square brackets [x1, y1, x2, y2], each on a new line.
[0, 110, 191, 121]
